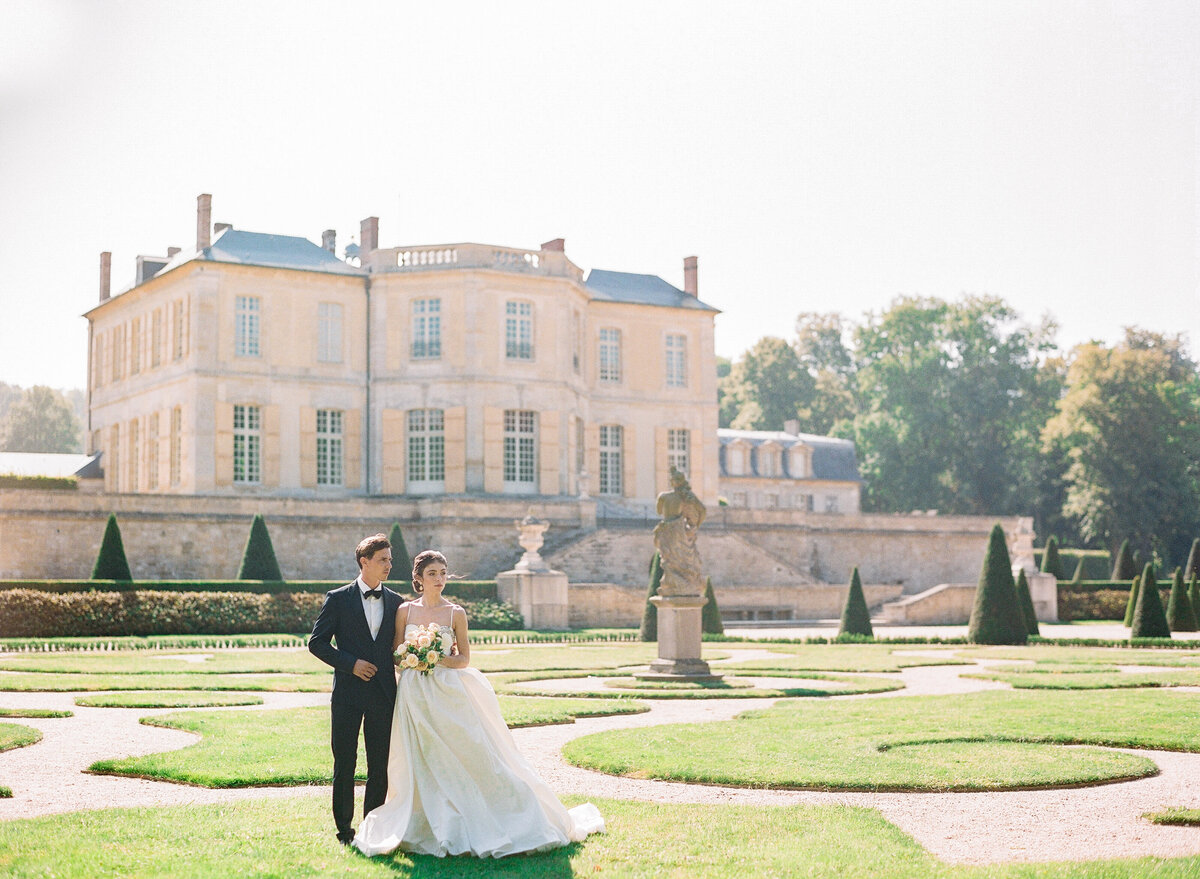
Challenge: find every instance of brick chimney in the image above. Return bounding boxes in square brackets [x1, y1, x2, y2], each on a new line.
[360, 217, 379, 254]
[99, 252, 112, 302]
[196, 193, 212, 251]
[540, 238, 565, 252]
[322, 229, 336, 253]
[683, 255, 698, 297]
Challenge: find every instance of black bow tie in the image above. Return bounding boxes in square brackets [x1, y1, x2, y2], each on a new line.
[363, 590, 382, 600]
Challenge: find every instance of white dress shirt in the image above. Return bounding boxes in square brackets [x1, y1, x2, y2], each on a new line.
[358, 577, 384, 640]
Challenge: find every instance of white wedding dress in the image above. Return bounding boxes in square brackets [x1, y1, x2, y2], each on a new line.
[353, 623, 604, 858]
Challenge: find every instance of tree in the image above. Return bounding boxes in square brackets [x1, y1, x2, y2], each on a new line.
[1166, 567, 1198, 632]
[853, 296, 1057, 516]
[1190, 576, 1199, 624]
[91, 513, 132, 580]
[1040, 536, 1065, 579]
[237, 515, 283, 580]
[701, 576, 724, 635]
[1130, 563, 1170, 639]
[968, 524, 1027, 644]
[718, 337, 814, 431]
[1111, 540, 1137, 581]
[1014, 568, 1040, 636]
[1, 385, 82, 452]
[838, 566, 873, 638]
[1123, 575, 1141, 628]
[387, 523, 412, 583]
[794, 312, 857, 434]
[1043, 333, 1200, 568]
[639, 552, 663, 642]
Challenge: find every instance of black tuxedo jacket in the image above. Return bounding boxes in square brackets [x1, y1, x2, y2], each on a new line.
[309, 581, 401, 704]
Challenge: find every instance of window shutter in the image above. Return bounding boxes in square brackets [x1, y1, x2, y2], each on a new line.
[443, 406, 467, 493]
[214, 402, 234, 486]
[263, 405, 281, 487]
[483, 407, 504, 494]
[343, 409, 362, 489]
[621, 423, 637, 498]
[538, 410, 559, 495]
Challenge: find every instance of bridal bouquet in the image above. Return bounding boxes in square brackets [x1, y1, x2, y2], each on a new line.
[395, 623, 445, 675]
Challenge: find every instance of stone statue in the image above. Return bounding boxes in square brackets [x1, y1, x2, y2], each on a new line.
[653, 466, 706, 596]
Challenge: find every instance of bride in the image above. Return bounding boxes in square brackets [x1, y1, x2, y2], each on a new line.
[353, 550, 604, 858]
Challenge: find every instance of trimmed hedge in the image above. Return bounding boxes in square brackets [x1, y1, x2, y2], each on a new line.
[0, 474, 78, 491]
[0, 589, 520, 638]
[0, 580, 499, 599]
[1033, 548, 1110, 581]
[1058, 586, 1171, 622]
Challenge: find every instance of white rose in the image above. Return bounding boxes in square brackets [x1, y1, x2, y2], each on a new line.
[402, 654, 419, 668]
[426, 651, 440, 664]
[416, 634, 433, 649]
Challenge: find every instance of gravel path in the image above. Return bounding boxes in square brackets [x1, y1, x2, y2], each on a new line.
[1, 649, 1199, 866]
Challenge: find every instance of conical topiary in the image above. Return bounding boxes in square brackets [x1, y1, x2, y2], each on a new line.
[968, 524, 1027, 645]
[1186, 538, 1200, 580]
[237, 514, 283, 581]
[1130, 562, 1170, 639]
[1070, 557, 1085, 584]
[91, 513, 132, 581]
[387, 522, 411, 583]
[1166, 567, 1198, 632]
[838, 566, 873, 638]
[639, 552, 663, 642]
[1040, 536, 1065, 579]
[1190, 576, 1199, 622]
[1123, 575, 1141, 627]
[1015, 568, 1040, 636]
[701, 576, 724, 635]
[1111, 539, 1137, 580]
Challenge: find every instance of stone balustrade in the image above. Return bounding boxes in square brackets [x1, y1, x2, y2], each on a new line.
[367, 242, 583, 278]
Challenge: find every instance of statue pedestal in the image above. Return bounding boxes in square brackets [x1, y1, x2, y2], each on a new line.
[637, 595, 722, 681]
[496, 568, 569, 630]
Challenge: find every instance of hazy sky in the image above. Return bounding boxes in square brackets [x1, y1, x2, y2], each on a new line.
[1, 0, 1196, 391]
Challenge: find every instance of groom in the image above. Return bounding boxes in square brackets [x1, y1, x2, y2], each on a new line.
[309, 533, 402, 844]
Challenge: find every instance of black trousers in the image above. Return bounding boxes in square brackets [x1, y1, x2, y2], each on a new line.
[330, 686, 394, 840]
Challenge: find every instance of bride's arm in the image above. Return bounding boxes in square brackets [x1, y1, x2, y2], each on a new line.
[392, 603, 410, 654]
[441, 605, 470, 669]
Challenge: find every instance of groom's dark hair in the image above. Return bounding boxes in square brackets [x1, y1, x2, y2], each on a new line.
[355, 533, 391, 569]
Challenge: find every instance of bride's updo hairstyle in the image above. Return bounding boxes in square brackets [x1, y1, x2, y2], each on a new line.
[411, 550, 448, 594]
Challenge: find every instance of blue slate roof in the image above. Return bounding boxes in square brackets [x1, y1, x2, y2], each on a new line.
[585, 269, 718, 312]
[0, 452, 102, 478]
[718, 429, 862, 482]
[153, 228, 364, 280]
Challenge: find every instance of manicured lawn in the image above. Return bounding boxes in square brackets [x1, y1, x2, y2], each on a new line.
[1145, 808, 1200, 827]
[0, 672, 330, 692]
[0, 707, 72, 718]
[75, 692, 266, 708]
[740, 644, 965, 672]
[953, 645, 1200, 666]
[0, 649, 329, 675]
[90, 698, 646, 787]
[0, 722, 40, 753]
[563, 689, 1200, 791]
[0, 795, 1198, 878]
[469, 643, 704, 672]
[964, 669, 1200, 689]
[495, 668, 903, 699]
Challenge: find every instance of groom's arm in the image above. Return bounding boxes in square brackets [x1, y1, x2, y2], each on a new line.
[308, 591, 357, 673]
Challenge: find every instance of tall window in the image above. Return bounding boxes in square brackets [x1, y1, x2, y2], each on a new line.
[151, 309, 163, 368]
[112, 326, 125, 381]
[235, 296, 260, 357]
[316, 409, 344, 486]
[571, 310, 582, 373]
[318, 303, 343, 363]
[505, 301, 533, 360]
[598, 425, 622, 495]
[147, 413, 159, 490]
[575, 416, 585, 474]
[233, 404, 261, 484]
[130, 318, 142, 375]
[170, 407, 182, 486]
[407, 409, 445, 488]
[128, 420, 139, 491]
[825, 495, 840, 513]
[668, 429, 689, 476]
[109, 425, 120, 491]
[411, 299, 441, 359]
[665, 334, 687, 387]
[503, 409, 536, 490]
[172, 300, 187, 360]
[598, 328, 621, 383]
